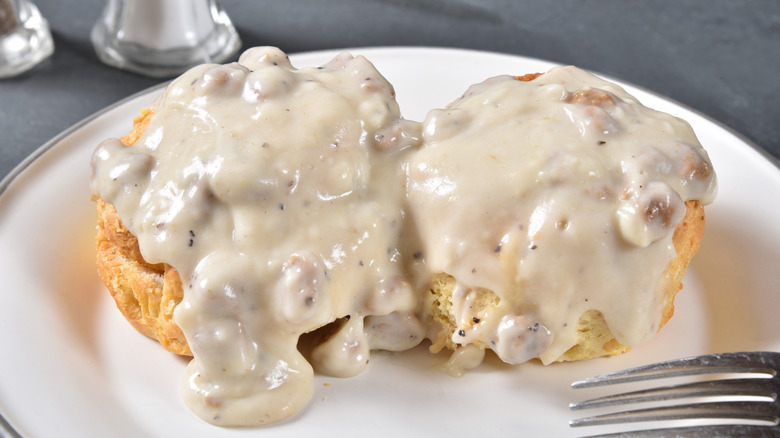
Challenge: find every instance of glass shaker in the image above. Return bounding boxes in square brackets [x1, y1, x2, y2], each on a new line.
[0, 0, 53, 78]
[91, 0, 241, 78]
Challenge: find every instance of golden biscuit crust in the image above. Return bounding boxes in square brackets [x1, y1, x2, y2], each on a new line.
[95, 197, 191, 356]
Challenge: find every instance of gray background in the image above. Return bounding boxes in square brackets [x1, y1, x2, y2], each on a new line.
[0, 2, 778, 437]
[1, 0, 779, 181]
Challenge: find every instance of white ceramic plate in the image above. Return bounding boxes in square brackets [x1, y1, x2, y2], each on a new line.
[1, 47, 778, 438]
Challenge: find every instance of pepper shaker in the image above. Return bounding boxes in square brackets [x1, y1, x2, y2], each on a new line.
[91, 0, 241, 78]
[0, 0, 53, 78]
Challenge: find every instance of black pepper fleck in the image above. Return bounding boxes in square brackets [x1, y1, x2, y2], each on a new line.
[597, 140, 606, 145]
[413, 251, 422, 260]
[494, 242, 502, 253]
[359, 260, 364, 266]
[279, 203, 285, 210]
[458, 329, 466, 337]
[473, 317, 480, 323]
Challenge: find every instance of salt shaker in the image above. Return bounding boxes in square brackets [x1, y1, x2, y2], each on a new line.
[91, 0, 241, 78]
[0, 0, 53, 78]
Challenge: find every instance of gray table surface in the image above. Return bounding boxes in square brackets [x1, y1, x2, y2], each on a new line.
[1, 0, 779, 182]
[0, 2, 778, 437]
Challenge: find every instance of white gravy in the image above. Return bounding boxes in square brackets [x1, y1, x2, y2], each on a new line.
[90, 49, 717, 426]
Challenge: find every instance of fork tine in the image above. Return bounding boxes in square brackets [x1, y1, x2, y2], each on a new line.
[572, 352, 779, 389]
[577, 424, 777, 438]
[570, 378, 777, 410]
[569, 400, 779, 427]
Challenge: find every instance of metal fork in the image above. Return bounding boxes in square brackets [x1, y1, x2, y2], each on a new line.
[569, 351, 780, 437]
